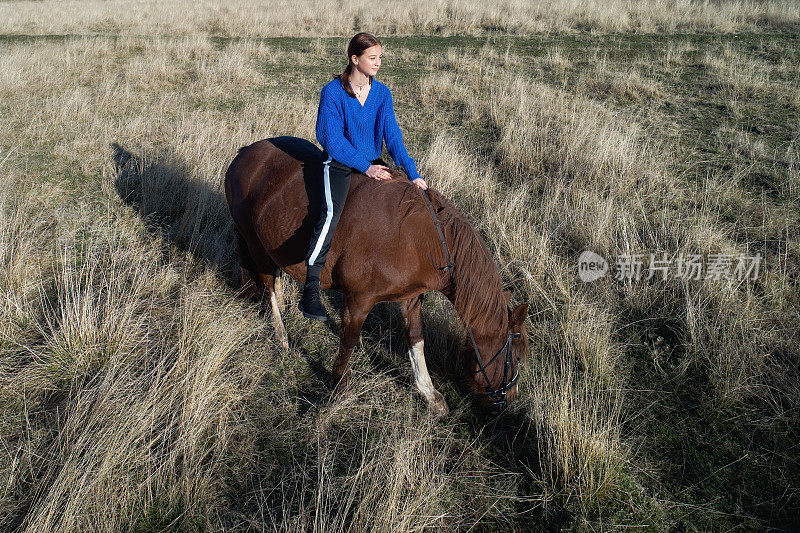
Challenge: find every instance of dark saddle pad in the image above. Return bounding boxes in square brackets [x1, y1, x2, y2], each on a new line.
[268, 136, 325, 167]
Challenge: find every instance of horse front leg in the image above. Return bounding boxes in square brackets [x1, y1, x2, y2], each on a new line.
[330, 292, 373, 394]
[400, 295, 449, 417]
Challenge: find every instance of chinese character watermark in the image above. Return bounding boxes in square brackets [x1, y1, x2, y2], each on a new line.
[578, 250, 762, 283]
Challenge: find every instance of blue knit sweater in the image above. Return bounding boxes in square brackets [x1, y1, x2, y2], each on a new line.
[315, 78, 422, 182]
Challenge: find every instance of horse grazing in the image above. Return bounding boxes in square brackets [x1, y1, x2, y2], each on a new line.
[224, 136, 529, 415]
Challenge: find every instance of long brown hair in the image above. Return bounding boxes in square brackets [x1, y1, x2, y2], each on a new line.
[334, 32, 381, 98]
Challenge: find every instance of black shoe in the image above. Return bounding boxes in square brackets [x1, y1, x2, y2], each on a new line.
[298, 278, 328, 321]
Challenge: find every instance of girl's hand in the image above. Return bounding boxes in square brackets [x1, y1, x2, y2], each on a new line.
[412, 177, 428, 190]
[366, 164, 392, 181]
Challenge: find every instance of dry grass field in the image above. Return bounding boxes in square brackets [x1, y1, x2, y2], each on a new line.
[1, 1, 799, 531]
[1, 0, 800, 36]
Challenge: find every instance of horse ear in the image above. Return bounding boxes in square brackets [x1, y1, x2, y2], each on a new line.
[510, 302, 528, 328]
[503, 290, 511, 306]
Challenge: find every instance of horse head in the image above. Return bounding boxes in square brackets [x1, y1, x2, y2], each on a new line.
[462, 292, 529, 416]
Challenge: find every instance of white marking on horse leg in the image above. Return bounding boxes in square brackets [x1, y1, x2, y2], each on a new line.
[269, 278, 289, 350]
[408, 340, 449, 416]
[409, 340, 435, 400]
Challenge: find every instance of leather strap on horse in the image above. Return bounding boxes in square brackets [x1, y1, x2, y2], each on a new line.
[419, 187, 455, 277]
[399, 165, 453, 277]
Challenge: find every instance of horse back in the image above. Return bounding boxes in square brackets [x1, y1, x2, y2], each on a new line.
[225, 138, 321, 269]
[224, 136, 442, 294]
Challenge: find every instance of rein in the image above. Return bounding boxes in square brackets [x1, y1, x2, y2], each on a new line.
[416, 185, 520, 409]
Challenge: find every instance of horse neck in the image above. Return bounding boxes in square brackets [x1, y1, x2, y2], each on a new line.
[442, 215, 508, 338]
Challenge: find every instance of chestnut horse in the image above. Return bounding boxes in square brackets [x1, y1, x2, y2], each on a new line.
[224, 137, 529, 415]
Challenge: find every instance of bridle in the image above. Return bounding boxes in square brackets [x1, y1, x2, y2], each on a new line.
[417, 185, 521, 410]
[467, 324, 521, 409]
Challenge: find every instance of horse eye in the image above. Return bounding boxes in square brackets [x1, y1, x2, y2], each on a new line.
[511, 332, 521, 339]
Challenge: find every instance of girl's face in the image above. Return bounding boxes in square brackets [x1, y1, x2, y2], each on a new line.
[352, 44, 382, 77]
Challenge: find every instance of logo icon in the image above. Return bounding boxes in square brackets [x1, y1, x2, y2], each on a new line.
[578, 250, 608, 282]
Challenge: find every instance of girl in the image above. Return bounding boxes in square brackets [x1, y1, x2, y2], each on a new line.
[299, 32, 429, 321]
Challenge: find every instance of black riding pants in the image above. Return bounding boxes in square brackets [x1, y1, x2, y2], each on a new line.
[305, 150, 388, 279]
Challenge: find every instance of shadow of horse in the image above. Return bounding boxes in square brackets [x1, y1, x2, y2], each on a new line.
[111, 141, 239, 287]
[482, 410, 570, 530]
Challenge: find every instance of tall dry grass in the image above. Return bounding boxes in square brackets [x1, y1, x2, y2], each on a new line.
[1, 0, 799, 36]
[0, 28, 798, 530]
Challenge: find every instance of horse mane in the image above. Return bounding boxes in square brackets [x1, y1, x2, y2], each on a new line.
[399, 183, 508, 335]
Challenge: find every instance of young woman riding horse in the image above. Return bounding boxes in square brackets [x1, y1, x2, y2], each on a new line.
[299, 32, 429, 321]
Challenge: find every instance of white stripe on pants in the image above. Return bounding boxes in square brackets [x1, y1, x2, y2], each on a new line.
[308, 156, 333, 265]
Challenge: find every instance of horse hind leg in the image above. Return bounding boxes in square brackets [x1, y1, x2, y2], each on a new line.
[261, 271, 290, 351]
[236, 230, 289, 350]
[400, 295, 449, 417]
[236, 229, 263, 300]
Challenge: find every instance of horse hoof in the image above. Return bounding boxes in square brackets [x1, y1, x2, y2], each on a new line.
[330, 375, 350, 395]
[429, 393, 449, 417]
[277, 336, 290, 351]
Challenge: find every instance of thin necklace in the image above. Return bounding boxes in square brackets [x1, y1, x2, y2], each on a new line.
[351, 77, 369, 96]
